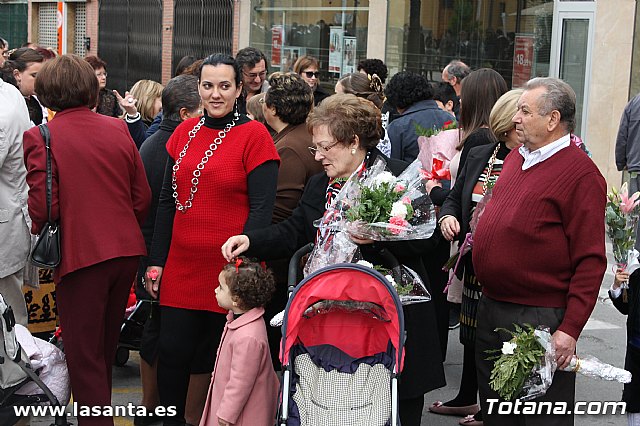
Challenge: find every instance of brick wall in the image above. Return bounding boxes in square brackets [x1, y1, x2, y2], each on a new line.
[85, 0, 99, 56]
[232, 0, 240, 54]
[161, 0, 174, 83]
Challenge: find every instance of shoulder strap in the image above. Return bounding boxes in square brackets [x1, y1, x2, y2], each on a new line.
[37, 124, 53, 224]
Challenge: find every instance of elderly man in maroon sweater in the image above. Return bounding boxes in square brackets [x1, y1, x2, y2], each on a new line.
[470, 77, 606, 425]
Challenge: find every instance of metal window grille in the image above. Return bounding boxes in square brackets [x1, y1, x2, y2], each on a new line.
[173, 0, 233, 73]
[74, 3, 87, 57]
[38, 3, 58, 51]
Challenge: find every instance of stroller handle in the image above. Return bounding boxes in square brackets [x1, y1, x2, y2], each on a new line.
[288, 243, 314, 291]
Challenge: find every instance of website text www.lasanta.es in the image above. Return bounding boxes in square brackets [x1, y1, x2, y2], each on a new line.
[14, 402, 177, 418]
[486, 399, 627, 415]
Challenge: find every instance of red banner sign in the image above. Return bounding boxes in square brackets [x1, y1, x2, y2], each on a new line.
[271, 26, 283, 66]
[512, 35, 535, 88]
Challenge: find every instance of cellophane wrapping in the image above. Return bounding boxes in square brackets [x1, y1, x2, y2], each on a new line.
[519, 327, 631, 401]
[342, 157, 437, 241]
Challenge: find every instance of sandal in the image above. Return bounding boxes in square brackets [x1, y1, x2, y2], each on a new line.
[429, 401, 480, 416]
[459, 414, 484, 426]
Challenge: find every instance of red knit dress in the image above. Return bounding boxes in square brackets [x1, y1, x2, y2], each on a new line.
[160, 118, 279, 313]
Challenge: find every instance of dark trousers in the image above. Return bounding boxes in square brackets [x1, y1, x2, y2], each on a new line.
[56, 256, 139, 426]
[157, 306, 227, 425]
[475, 296, 575, 426]
[399, 395, 425, 426]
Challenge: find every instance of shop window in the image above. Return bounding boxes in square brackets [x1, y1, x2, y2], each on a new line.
[385, 0, 554, 88]
[249, 0, 369, 87]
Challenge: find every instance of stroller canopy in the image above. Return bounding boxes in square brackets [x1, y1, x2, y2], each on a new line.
[281, 264, 405, 372]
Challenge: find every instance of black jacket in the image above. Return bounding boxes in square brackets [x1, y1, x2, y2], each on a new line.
[610, 271, 640, 347]
[246, 148, 446, 398]
[440, 142, 498, 246]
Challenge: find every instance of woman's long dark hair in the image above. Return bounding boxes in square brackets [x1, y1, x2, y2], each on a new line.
[458, 68, 508, 149]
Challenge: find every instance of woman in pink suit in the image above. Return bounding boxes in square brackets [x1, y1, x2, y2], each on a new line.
[200, 257, 279, 426]
[23, 54, 151, 426]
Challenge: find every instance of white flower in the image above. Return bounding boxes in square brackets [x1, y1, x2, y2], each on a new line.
[356, 260, 374, 269]
[385, 274, 397, 287]
[501, 341, 517, 355]
[372, 171, 396, 188]
[390, 201, 408, 219]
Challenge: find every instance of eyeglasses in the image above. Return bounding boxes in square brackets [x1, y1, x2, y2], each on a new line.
[96, 72, 107, 78]
[304, 71, 320, 79]
[242, 70, 267, 80]
[308, 141, 340, 155]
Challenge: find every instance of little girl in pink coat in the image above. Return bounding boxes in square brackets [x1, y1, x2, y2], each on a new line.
[200, 257, 279, 426]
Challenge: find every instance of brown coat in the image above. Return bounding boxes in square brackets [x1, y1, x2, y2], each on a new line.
[272, 123, 323, 223]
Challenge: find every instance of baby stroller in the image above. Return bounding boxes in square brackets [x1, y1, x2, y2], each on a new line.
[115, 297, 154, 366]
[278, 244, 406, 426]
[0, 293, 68, 426]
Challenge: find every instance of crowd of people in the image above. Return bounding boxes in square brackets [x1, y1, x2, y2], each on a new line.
[0, 36, 637, 426]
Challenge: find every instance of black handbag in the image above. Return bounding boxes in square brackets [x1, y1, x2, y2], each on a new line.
[30, 124, 62, 269]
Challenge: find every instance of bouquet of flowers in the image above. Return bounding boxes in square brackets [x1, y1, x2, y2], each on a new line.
[606, 183, 640, 289]
[416, 120, 459, 182]
[342, 157, 437, 241]
[487, 325, 632, 401]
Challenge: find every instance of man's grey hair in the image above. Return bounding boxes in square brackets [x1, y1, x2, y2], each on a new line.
[446, 60, 471, 81]
[162, 74, 200, 122]
[524, 77, 576, 133]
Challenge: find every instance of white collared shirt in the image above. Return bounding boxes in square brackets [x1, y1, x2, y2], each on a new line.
[519, 133, 570, 170]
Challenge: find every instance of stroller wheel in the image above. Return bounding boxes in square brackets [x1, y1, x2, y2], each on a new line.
[114, 346, 129, 366]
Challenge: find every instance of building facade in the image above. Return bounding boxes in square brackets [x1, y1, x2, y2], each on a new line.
[11, 0, 638, 185]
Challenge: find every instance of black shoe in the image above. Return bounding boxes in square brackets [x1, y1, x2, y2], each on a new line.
[448, 308, 460, 330]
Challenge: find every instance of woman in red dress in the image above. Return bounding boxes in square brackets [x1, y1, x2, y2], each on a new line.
[144, 53, 279, 425]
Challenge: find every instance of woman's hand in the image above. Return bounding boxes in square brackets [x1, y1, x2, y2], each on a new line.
[144, 266, 163, 299]
[440, 216, 460, 241]
[614, 268, 630, 289]
[425, 179, 442, 193]
[113, 89, 138, 116]
[221, 235, 250, 261]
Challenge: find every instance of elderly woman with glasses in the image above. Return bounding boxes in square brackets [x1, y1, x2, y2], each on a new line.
[84, 55, 120, 118]
[293, 55, 330, 106]
[223, 94, 446, 426]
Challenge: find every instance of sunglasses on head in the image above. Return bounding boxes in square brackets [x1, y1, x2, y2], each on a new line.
[304, 71, 320, 78]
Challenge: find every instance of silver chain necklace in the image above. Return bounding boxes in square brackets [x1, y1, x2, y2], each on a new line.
[172, 112, 240, 213]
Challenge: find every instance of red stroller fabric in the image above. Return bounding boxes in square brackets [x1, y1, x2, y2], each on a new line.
[280, 265, 405, 372]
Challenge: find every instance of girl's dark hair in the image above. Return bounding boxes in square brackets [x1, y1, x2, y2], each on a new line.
[221, 257, 275, 311]
[0, 47, 44, 87]
[459, 68, 508, 148]
[200, 53, 240, 85]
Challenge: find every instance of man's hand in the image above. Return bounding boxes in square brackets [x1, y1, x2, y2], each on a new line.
[552, 330, 576, 370]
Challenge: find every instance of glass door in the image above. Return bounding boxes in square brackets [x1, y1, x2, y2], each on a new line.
[549, 2, 595, 137]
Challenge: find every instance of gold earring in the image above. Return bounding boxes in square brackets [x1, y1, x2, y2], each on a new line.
[351, 148, 356, 155]
[232, 301, 238, 307]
